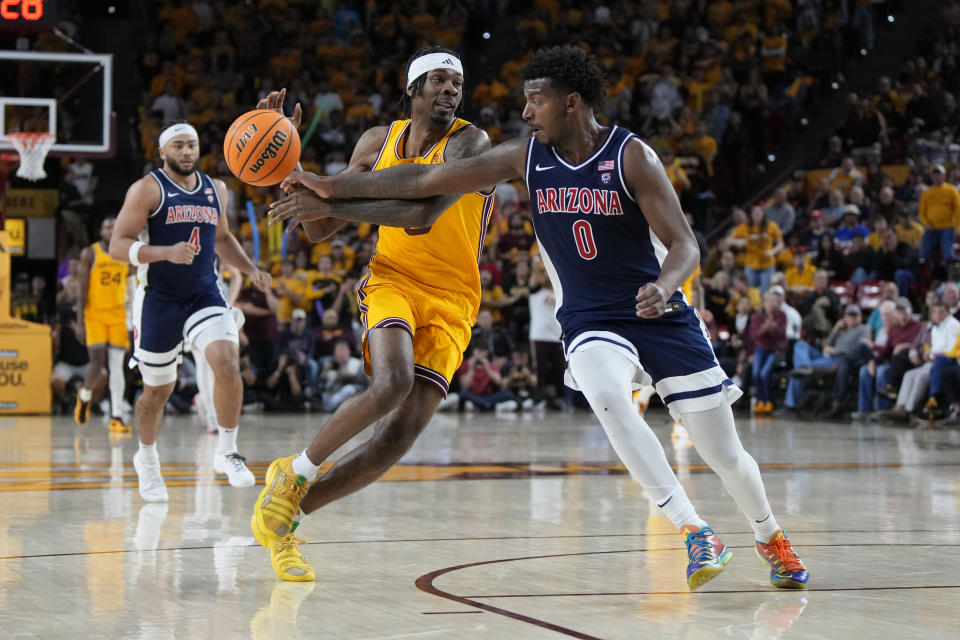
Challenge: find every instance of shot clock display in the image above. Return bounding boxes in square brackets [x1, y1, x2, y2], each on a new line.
[0, 0, 57, 29]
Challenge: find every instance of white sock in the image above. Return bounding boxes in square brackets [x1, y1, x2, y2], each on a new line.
[636, 384, 656, 405]
[138, 441, 158, 462]
[569, 347, 705, 529]
[657, 486, 708, 530]
[216, 425, 238, 455]
[679, 404, 781, 540]
[108, 347, 126, 418]
[79, 388, 92, 402]
[290, 449, 320, 479]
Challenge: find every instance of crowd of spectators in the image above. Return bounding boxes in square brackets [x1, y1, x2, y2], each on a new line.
[28, 1, 960, 426]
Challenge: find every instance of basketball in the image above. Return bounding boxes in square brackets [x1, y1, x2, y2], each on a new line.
[223, 109, 300, 186]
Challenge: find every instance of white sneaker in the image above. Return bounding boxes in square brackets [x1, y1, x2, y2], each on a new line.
[495, 399, 519, 412]
[213, 451, 256, 487]
[464, 400, 476, 411]
[133, 449, 168, 502]
[521, 398, 535, 410]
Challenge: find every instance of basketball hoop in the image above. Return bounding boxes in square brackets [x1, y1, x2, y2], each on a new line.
[7, 132, 55, 181]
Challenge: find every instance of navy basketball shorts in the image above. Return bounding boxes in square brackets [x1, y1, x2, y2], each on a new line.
[562, 306, 742, 418]
[131, 286, 227, 385]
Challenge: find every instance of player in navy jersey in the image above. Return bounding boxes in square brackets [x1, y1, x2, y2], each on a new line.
[270, 46, 808, 590]
[110, 122, 271, 501]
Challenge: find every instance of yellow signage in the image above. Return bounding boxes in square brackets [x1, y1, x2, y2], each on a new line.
[3, 188, 58, 218]
[5, 219, 24, 255]
[0, 326, 52, 413]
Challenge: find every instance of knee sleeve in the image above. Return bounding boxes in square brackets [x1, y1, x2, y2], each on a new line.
[188, 307, 239, 356]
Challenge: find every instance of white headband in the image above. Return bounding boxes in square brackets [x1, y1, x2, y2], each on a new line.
[159, 123, 199, 148]
[406, 52, 463, 87]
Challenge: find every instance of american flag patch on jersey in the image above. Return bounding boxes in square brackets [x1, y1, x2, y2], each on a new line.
[598, 160, 615, 171]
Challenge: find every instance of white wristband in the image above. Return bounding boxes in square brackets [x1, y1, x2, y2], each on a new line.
[129, 241, 145, 266]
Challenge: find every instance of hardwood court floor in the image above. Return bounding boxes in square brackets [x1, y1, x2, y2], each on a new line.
[1, 409, 958, 639]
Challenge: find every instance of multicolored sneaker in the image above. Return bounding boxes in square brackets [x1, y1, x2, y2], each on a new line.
[681, 524, 732, 589]
[269, 531, 315, 582]
[251, 455, 308, 547]
[755, 529, 809, 589]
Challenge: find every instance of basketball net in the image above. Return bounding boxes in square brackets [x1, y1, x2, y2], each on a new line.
[8, 132, 55, 181]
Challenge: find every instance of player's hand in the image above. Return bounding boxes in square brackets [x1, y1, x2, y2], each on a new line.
[268, 189, 332, 231]
[257, 88, 302, 130]
[166, 241, 198, 265]
[280, 170, 333, 197]
[635, 282, 668, 318]
[249, 269, 272, 292]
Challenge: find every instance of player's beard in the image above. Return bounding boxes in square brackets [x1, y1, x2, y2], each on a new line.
[165, 158, 194, 176]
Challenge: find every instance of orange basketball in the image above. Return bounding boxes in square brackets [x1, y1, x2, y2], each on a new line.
[223, 109, 301, 186]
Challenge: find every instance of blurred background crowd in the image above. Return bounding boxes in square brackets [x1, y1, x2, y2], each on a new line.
[12, 0, 960, 426]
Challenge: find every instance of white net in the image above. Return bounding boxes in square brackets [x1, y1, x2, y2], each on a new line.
[8, 132, 55, 181]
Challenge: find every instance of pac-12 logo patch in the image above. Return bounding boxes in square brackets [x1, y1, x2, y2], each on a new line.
[601, 172, 612, 184]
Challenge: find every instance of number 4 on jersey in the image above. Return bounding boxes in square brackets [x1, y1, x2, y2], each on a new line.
[188, 226, 201, 253]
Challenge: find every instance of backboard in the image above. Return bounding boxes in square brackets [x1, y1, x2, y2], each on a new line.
[0, 50, 113, 156]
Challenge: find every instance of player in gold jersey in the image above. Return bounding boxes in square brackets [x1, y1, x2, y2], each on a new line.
[75, 216, 133, 432]
[250, 47, 493, 581]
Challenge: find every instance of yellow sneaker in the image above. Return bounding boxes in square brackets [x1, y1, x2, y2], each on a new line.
[251, 455, 308, 547]
[108, 417, 132, 433]
[270, 533, 315, 581]
[74, 394, 91, 426]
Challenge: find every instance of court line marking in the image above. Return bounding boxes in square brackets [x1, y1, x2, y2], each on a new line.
[415, 544, 960, 639]
[2, 459, 960, 492]
[3, 536, 956, 561]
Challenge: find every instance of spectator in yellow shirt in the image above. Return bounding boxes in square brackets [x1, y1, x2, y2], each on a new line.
[662, 147, 691, 198]
[867, 216, 889, 250]
[727, 205, 784, 292]
[894, 213, 924, 249]
[274, 260, 308, 324]
[919, 164, 960, 262]
[784, 251, 816, 296]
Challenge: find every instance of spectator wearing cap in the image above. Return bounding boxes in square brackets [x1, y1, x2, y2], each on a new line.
[728, 204, 784, 293]
[748, 291, 788, 414]
[918, 164, 960, 263]
[802, 209, 830, 253]
[280, 307, 318, 384]
[769, 283, 802, 341]
[833, 207, 870, 250]
[784, 303, 872, 415]
[855, 297, 922, 418]
[764, 187, 796, 236]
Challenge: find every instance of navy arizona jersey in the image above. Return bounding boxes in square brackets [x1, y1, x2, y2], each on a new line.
[524, 125, 683, 334]
[140, 168, 222, 298]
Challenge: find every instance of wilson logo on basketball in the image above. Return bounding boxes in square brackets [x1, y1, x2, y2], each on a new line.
[248, 130, 289, 174]
[235, 124, 259, 154]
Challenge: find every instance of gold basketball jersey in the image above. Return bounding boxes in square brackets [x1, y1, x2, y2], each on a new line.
[369, 118, 495, 321]
[87, 242, 127, 311]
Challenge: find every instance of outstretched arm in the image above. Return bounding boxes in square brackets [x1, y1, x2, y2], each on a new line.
[271, 125, 508, 231]
[283, 137, 528, 201]
[625, 139, 701, 318]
